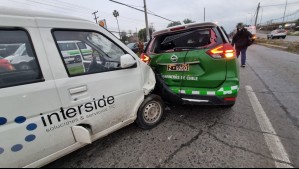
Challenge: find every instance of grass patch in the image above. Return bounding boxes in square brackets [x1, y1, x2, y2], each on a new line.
[255, 38, 299, 54]
[287, 32, 299, 36]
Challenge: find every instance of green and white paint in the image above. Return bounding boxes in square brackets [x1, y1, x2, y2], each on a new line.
[170, 85, 239, 96]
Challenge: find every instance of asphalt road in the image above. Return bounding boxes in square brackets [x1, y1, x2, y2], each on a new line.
[257, 33, 299, 42]
[45, 45, 299, 168]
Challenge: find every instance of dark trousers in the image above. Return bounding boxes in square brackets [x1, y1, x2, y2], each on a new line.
[236, 47, 248, 65]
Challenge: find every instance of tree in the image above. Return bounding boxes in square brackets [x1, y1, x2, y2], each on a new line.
[138, 27, 155, 42]
[296, 19, 299, 27]
[183, 19, 195, 24]
[120, 31, 128, 43]
[167, 21, 182, 28]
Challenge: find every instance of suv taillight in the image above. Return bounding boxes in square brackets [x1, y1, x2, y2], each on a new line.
[140, 53, 151, 64]
[207, 43, 235, 59]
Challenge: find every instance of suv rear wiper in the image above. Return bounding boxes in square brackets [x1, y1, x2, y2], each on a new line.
[174, 47, 206, 52]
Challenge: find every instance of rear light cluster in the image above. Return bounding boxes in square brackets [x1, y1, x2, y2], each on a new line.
[140, 53, 150, 64]
[170, 26, 186, 32]
[224, 97, 236, 102]
[206, 43, 236, 59]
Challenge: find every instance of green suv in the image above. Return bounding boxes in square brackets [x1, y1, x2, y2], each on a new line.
[141, 22, 239, 107]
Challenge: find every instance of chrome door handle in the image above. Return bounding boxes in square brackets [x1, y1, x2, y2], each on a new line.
[69, 86, 88, 95]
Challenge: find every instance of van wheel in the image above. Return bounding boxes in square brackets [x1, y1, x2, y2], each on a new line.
[136, 94, 165, 130]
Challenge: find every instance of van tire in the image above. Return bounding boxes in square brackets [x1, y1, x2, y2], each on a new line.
[136, 94, 165, 130]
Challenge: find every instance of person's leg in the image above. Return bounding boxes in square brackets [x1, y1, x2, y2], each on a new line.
[241, 47, 248, 66]
[236, 48, 241, 58]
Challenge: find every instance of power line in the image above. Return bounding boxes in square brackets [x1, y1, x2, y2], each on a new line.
[261, 2, 299, 7]
[24, 0, 93, 16]
[52, 0, 96, 11]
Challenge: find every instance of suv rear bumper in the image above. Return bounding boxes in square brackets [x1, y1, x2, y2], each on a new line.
[154, 74, 239, 106]
[180, 94, 235, 105]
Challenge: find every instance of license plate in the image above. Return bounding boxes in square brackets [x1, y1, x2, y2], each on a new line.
[167, 64, 189, 71]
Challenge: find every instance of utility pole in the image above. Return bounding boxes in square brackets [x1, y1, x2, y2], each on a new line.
[204, 8, 206, 22]
[260, 7, 264, 25]
[136, 28, 139, 42]
[254, 2, 260, 26]
[113, 10, 121, 39]
[143, 0, 150, 42]
[282, 0, 288, 23]
[92, 11, 99, 24]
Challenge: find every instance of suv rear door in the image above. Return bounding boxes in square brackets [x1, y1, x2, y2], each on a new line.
[149, 27, 227, 94]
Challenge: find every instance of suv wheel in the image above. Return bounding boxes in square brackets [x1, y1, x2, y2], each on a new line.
[136, 94, 165, 130]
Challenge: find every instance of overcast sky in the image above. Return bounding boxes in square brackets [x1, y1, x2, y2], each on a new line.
[1, 0, 299, 34]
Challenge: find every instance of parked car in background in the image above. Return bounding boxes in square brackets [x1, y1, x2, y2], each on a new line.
[244, 25, 257, 40]
[267, 29, 287, 39]
[58, 41, 93, 63]
[141, 22, 239, 107]
[127, 42, 138, 53]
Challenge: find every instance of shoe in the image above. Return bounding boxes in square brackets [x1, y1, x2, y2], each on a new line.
[241, 65, 246, 67]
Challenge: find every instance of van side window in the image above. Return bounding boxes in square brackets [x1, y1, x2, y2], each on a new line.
[0, 29, 43, 88]
[53, 30, 127, 77]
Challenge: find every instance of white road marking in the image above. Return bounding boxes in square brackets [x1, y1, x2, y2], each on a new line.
[245, 85, 293, 168]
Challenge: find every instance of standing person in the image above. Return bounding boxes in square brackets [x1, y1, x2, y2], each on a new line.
[232, 23, 253, 67]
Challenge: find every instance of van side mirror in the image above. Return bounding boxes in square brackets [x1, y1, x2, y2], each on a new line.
[120, 54, 137, 68]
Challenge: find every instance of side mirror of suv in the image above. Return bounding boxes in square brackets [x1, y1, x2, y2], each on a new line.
[120, 54, 137, 68]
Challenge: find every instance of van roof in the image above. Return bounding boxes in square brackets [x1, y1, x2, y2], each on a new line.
[153, 22, 218, 37]
[0, 7, 88, 22]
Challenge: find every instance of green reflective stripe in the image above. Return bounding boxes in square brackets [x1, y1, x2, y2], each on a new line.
[67, 51, 80, 55]
[170, 85, 239, 96]
[81, 50, 92, 54]
[170, 87, 180, 94]
[67, 50, 92, 56]
[200, 91, 208, 95]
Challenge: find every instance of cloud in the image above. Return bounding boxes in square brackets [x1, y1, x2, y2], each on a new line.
[1, 0, 298, 33]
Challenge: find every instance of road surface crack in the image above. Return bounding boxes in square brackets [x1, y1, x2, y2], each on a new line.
[247, 64, 299, 131]
[207, 132, 295, 167]
[216, 122, 299, 142]
[174, 120, 196, 130]
[158, 121, 217, 167]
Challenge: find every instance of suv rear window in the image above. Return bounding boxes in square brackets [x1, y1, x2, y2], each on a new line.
[150, 28, 223, 54]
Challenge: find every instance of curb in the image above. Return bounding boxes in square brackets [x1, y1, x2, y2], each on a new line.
[257, 43, 288, 50]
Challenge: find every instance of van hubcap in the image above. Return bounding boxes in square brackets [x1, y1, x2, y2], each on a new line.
[143, 101, 161, 124]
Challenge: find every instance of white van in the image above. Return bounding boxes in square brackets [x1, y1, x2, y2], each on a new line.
[0, 8, 164, 168]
